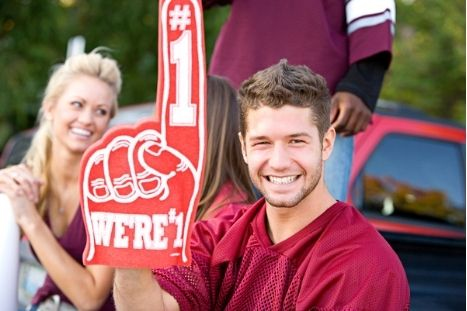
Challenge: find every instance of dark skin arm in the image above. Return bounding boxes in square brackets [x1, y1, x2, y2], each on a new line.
[330, 92, 372, 137]
[331, 52, 391, 136]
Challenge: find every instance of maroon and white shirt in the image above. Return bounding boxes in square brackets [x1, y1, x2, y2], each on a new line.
[205, 0, 395, 92]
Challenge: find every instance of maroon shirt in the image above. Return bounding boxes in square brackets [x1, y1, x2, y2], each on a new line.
[207, 0, 393, 91]
[31, 209, 115, 310]
[154, 199, 410, 310]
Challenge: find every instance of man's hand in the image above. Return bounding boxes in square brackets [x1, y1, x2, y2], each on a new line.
[114, 268, 180, 311]
[330, 92, 372, 136]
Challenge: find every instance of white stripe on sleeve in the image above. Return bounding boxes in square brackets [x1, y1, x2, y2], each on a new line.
[346, 0, 396, 34]
[347, 10, 395, 35]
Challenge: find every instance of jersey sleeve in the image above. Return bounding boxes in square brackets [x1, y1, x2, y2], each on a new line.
[346, 0, 396, 65]
[152, 205, 246, 310]
[153, 252, 212, 311]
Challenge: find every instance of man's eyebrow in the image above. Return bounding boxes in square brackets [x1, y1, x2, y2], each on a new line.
[248, 135, 270, 141]
[248, 133, 311, 140]
[289, 132, 312, 138]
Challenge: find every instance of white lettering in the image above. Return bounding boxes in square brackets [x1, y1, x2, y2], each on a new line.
[173, 212, 184, 248]
[152, 214, 169, 250]
[170, 30, 196, 126]
[91, 212, 113, 246]
[89, 211, 184, 251]
[133, 214, 153, 249]
[114, 214, 130, 248]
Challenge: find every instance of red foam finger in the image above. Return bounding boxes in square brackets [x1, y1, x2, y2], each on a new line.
[79, 0, 206, 268]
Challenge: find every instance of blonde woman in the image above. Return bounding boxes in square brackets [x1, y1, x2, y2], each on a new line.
[0, 50, 121, 310]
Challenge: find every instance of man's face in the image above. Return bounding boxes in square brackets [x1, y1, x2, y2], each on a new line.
[240, 105, 333, 208]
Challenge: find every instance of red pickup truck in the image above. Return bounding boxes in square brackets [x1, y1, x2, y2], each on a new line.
[349, 100, 465, 310]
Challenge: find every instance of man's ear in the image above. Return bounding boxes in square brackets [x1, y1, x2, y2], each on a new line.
[322, 127, 336, 161]
[238, 132, 248, 164]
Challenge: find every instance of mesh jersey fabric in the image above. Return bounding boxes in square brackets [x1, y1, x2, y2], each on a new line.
[154, 199, 410, 310]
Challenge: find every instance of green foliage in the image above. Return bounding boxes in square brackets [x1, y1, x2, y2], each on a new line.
[0, 1, 229, 150]
[0, 0, 464, 151]
[381, 0, 466, 124]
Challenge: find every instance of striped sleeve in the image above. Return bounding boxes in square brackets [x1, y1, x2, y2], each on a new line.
[346, 0, 396, 34]
[345, 0, 395, 65]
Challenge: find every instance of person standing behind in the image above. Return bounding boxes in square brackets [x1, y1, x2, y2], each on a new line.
[0, 50, 121, 310]
[203, 0, 395, 201]
[197, 75, 256, 220]
[113, 60, 409, 311]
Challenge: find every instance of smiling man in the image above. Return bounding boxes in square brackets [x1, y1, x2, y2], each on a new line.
[114, 60, 410, 311]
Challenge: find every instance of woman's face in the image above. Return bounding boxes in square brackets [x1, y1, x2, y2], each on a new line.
[46, 75, 115, 156]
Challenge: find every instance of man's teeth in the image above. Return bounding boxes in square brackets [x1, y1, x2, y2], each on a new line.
[268, 176, 297, 185]
[71, 128, 91, 137]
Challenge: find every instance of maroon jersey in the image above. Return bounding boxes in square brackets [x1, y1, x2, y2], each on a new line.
[154, 199, 410, 310]
[207, 0, 394, 91]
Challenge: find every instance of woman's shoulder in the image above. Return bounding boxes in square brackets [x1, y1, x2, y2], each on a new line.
[201, 181, 250, 220]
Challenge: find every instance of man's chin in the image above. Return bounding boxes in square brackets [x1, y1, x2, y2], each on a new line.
[264, 195, 302, 209]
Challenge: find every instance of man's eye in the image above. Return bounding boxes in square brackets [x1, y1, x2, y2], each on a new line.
[252, 141, 268, 147]
[290, 139, 305, 144]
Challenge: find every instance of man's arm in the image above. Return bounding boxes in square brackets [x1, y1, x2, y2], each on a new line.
[113, 268, 180, 311]
[331, 52, 390, 136]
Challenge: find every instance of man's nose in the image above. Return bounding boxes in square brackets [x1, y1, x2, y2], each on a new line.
[269, 144, 291, 170]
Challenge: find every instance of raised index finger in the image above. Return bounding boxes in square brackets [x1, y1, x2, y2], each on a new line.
[157, 0, 206, 172]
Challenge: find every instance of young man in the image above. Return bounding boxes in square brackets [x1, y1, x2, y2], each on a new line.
[113, 60, 410, 311]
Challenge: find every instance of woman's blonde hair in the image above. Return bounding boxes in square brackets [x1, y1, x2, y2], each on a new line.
[197, 75, 255, 219]
[23, 49, 122, 217]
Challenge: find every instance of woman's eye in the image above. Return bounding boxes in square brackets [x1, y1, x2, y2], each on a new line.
[96, 108, 109, 116]
[71, 100, 82, 108]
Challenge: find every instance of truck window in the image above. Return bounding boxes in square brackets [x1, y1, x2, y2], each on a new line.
[352, 133, 465, 227]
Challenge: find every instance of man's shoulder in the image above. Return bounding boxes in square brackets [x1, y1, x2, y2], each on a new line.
[190, 198, 265, 257]
[315, 202, 405, 270]
[297, 203, 409, 307]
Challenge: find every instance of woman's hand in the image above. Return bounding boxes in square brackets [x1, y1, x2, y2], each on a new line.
[0, 164, 42, 202]
[0, 164, 43, 228]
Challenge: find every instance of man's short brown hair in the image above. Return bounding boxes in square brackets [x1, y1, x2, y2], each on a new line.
[238, 59, 331, 141]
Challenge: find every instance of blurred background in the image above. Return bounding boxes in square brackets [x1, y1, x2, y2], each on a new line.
[0, 0, 465, 152]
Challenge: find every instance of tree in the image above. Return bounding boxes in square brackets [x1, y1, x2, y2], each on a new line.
[0, 0, 464, 151]
[381, 0, 466, 124]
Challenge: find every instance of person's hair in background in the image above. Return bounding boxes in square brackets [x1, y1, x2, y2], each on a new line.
[238, 59, 331, 142]
[23, 49, 121, 218]
[197, 75, 256, 220]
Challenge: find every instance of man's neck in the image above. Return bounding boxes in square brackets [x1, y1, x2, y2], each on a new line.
[265, 183, 336, 244]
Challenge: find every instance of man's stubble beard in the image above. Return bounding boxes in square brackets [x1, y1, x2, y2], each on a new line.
[258, 161, 322, 209]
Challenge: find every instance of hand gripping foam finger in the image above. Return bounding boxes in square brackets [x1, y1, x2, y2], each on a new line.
[79, 0, 206, 268]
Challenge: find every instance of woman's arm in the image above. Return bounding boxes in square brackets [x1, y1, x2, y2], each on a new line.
[24, 214, 114, 310]
[0, 165, 113, 310]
